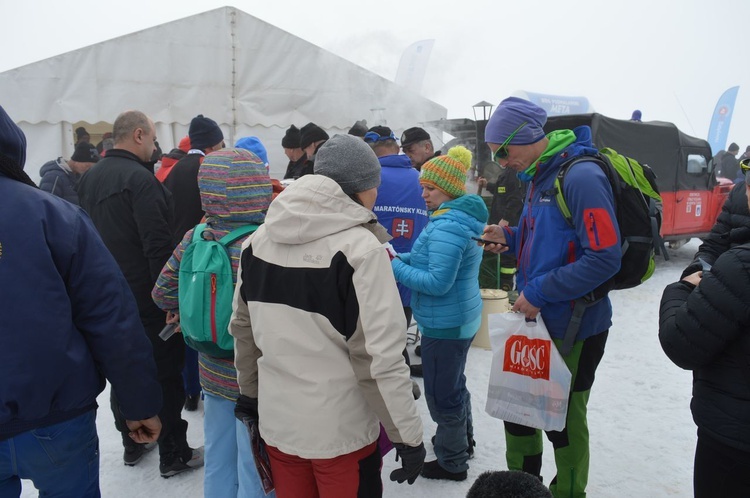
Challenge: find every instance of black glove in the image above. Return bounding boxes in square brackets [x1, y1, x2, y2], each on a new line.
[389, 442, 426, 485]
[234, 395, 259, 423]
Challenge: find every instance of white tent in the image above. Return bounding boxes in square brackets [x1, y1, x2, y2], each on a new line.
[0, 6, 446, 181]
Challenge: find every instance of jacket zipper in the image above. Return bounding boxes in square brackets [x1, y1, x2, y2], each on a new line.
[589, 212, 600, 247]
[210, 273, 218, 343]
[519, 182, 536, 286]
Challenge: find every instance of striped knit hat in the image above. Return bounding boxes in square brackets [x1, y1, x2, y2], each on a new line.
[199, 148, 272, 224]
[419, 146, 472, 198]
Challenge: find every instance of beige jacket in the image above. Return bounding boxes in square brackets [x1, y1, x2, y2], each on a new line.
[230, 174, 423, 459]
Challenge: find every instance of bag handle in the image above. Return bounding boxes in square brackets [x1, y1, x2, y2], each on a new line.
[218, 224, 259, 246]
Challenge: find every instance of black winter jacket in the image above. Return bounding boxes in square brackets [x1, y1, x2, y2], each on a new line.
[660, 244, 750, 452]
[163, 153, 205, 242]
[78, 149, 176, 328]
[682, 182, 750, 278]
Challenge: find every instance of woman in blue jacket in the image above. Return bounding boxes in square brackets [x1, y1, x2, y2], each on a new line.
[391, 146, 488, 482]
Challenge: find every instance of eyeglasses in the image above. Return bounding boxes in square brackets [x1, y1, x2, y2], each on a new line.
[491, 122, 528, 162]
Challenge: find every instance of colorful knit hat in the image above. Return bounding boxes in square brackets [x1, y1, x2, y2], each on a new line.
[419, 146, 472, 198]
[198, 148, 271, 224]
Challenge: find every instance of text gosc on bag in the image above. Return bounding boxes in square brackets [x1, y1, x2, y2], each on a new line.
[485, 312, 572, 431]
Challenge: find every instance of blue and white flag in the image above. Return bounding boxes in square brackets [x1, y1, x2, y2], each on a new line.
[395, 39, 434, 94]
[707, 86, 740, 156]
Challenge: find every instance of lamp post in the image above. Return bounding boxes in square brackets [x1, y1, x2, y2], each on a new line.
[472, 101, 494, 178]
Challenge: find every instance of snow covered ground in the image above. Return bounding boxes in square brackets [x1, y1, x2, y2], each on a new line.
[21, 240, 699, 497]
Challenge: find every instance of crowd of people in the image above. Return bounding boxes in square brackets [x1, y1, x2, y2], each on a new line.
[0, 94, 748, 498]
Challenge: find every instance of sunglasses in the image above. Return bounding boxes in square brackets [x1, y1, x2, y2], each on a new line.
[491, 122, 528, 162]
[364, 131, 396, 144]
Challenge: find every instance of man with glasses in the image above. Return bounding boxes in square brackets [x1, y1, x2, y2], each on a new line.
[481, 97, 621, 498]
[401, 127, 440, 171]
[682, 156, 750, 278]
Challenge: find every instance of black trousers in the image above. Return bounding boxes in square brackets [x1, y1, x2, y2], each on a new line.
[694, 428, 750, 497]
[111, 318, 190, 465]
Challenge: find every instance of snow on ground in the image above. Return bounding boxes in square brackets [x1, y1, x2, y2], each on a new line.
[21, 240, 700, 497]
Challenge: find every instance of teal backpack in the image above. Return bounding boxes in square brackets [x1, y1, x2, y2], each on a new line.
[178, 223, 258, 358]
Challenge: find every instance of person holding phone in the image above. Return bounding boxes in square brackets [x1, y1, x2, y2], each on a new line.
[659, 167, 750, 497]
[391, 146, 488, 481]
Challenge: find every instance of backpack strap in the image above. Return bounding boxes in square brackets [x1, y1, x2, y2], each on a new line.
[552, 154, 610, 227]
[218, 225, 259, 247]
[191, 223, 209, 243]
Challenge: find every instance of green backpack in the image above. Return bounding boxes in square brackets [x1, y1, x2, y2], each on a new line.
[178, 223, 258, 358]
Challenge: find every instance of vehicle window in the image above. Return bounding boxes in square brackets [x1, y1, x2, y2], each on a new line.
[687, 154, 707, 174]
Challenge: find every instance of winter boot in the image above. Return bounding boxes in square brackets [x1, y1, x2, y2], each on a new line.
[159, 446, 205, 478]
[420, 460, 467, 481]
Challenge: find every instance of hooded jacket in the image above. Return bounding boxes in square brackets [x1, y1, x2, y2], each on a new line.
[38, 158, 79, 205]
[0, 175, 162, 440]
[659, 243, 750, 452]
[373, 153, 429, 307]
[152, 148, 271, 401]
[391, 194, 488, 337]
[230, 174, 423, 459]
[503, 127, 621, 341]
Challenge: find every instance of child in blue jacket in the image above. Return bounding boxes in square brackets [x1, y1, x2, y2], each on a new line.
[391, 146, 488, 481]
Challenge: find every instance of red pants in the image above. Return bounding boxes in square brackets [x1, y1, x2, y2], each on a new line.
[266, 441, 382, 498]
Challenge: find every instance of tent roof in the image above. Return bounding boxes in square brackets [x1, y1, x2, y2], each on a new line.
[0, 6, 445, 129]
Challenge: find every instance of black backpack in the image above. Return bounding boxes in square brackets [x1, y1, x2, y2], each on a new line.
[551, 148, 663, 354]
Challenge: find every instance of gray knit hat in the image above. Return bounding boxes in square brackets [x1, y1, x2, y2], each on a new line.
[314, 134, 381, 195]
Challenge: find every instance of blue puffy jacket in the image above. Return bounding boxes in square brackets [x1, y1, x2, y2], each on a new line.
[392, 194, 488, 338]
[504, 126, 621, 341]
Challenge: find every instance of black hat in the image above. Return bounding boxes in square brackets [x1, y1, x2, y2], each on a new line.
[348, 120, 368, 137]
[400, 127, 430, 149]
[282, 125, 301, 149]
[364, 126, 396, 143]
[71, 142, 100, 163]
[189, 114, 224, 151]
[299, 122, 329, 150]
[75, 126, 89, 141]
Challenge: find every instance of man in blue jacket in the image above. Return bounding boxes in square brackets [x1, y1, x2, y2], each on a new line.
[367, 126, 429, 377]
[483, 97, 621, 498]
[0, 105, 163, 496]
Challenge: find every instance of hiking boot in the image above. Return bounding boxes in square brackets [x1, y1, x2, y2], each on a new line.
[123, 441, 157, 466]
[184, 394, 200, 412]
[159, 447, 205, 478]
[420, 460, 467, 481]
[410, 364, 423, 378]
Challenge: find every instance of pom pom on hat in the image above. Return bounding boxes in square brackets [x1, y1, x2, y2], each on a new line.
[282, 125, 301, 149]
[419, 145, 472, 198]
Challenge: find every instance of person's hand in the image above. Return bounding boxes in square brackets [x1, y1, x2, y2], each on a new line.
[126, 416, 161, 444]
[682, 271, 702, 287]
[389, 442, 426, 485]
[166, 310, 181, 334]
[234, 395, 259, 423]
[477, 177, 488, 188]
[481, 225, 509, 253]
[511, 292, 540, 320]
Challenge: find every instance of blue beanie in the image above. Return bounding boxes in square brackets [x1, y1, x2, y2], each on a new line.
[235, 136, 269, 166]
[485, 97, 547, 146]
[0, 105, 26, 168]
[189, 114, 224, 151]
